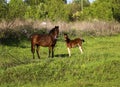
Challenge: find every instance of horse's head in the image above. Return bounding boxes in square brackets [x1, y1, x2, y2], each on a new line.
[55, 26, 59, 37]
[49, 26, 59, 39]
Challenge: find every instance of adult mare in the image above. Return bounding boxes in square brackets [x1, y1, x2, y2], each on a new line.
[31, 26, 59, 59]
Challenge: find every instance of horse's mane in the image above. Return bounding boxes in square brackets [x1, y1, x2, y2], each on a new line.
[49, 26, 59, 34]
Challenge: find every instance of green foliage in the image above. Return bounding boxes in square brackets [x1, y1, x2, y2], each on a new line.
[24, 5, 46, 20]
[45, 0, 69, 21]
[24, 0, 70, 21]
[112, 0, 120, 22]
[73, 0, 90, 7]
[0, 0, 120, 21]
[0, 29, 21, 46]
[0, 0, 8, 20]
[79, 0, 120, 21]
[78, 0, 113, 21]
[7, 0, 26, 20]
[69, 0, 90, 21]
[24, 0, 45, 6]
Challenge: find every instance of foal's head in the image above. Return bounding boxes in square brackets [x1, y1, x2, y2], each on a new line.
[49, 26, 59, 39]
[64, 34, 69, 41]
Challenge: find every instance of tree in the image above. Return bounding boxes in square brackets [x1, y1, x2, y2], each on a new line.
[24, 0, 45, 6]
[82, 0, 120, 22]
[24, 3, 46, 20]
[0, 0, 8, 20]
[77, 0, 115, 21]
[69, 0, 90, 21]
[73, 0, 90, 8]
[112, 0, 120, 22]
[44, 0, 70, 21]
[63, 0, 67, 4]
[8, 0, 26, 20]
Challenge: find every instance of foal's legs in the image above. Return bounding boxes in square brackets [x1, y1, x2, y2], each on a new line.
[67, 48, 71, 57]
[78, 44, 83, 54]
[36, 45, 40, 59]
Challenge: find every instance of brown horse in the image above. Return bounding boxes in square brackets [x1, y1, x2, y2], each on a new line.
[64, 34, 84, 57]
[31, 26, 59, 59]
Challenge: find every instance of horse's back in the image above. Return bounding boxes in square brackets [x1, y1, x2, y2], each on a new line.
[69, 38, 84, 47]
[31, 34, 53, 46]
[74, 38, 84, 42]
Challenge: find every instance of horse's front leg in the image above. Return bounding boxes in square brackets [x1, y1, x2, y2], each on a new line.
[52, 46, 54, 58]
[49, 46, 54, 58]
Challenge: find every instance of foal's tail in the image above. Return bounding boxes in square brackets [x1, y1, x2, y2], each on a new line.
[81, 39, 85, 42]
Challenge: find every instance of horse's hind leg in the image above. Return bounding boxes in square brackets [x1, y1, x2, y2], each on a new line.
[48, 47, 51, 58]
[31, 44, 35, 59]
[36, 45, 40, 59]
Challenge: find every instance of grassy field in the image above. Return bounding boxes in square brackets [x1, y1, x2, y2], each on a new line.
[0, 34, 120, 87]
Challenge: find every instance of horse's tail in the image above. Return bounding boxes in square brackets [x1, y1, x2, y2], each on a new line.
[81, 39, 85, 42]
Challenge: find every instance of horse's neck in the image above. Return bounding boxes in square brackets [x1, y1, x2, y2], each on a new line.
[49, 33, 56, 39]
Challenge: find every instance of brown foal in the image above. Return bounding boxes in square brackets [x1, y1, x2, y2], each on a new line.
[64, 34, 84, 57]
[31, 26, 59, 59]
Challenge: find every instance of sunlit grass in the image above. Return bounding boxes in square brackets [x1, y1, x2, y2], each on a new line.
[0, 35, 120, 87]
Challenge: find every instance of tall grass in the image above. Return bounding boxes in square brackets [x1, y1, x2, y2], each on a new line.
[0, 19, 120, 46]
[0, 19, 120, 35]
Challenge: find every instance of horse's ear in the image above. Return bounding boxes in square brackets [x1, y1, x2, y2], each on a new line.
[55, 26, 59, 28]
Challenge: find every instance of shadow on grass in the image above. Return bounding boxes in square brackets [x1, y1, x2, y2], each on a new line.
[55, 54, 69, 58]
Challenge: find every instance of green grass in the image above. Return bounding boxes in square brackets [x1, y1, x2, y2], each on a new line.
[0, 34, 120, 87]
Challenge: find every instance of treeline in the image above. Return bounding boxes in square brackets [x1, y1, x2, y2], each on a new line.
[0, 0, 120, 22]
